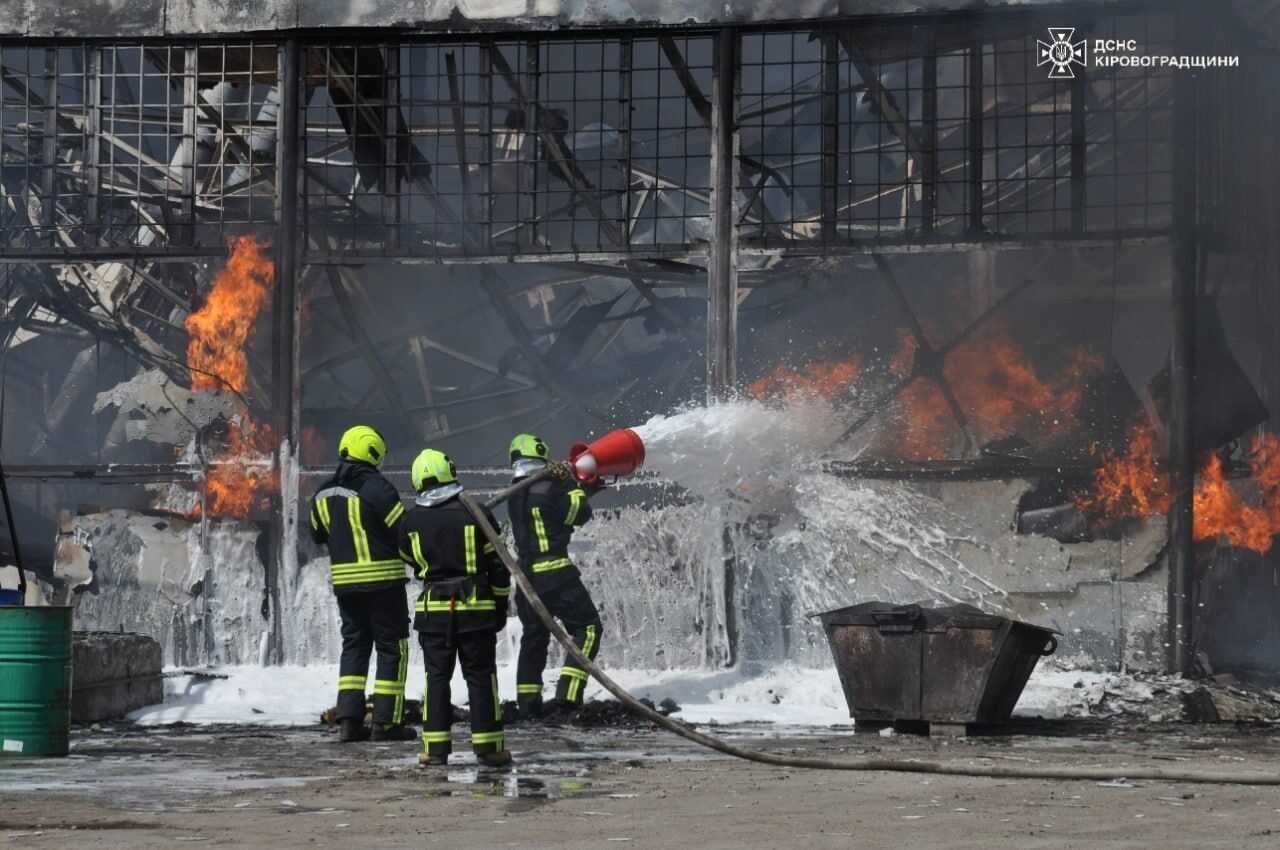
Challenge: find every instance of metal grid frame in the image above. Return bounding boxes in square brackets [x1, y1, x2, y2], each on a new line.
[734, 8, 1175, 250]
[301, 32, 713, 261]
[1, 40, 280, 254]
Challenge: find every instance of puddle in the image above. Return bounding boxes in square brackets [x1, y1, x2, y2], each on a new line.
[422, 771, 602, 799]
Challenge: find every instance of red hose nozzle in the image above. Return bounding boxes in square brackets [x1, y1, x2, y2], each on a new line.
[567, 428, 646, 485]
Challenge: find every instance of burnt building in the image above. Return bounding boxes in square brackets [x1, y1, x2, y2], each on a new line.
[2, 1, 1279, 678]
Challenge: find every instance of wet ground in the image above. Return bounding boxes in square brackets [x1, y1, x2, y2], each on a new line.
[4, 714, 1280, 847]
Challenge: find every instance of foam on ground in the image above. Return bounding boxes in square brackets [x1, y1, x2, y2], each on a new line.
[128, 664, 1118, 727]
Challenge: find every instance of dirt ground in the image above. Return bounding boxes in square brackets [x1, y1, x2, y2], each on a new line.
[4, 716, 1280, 848]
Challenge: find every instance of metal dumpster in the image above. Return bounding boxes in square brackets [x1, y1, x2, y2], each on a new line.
[815, 602, 1057, 728]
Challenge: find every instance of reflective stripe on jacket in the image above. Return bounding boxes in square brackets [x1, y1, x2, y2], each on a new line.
[308, 460, 408, 594]
[396, 496, 510, 634]
[506, 477, 592, 585]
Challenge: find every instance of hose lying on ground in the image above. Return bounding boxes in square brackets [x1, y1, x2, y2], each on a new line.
[460, 489, 1280, 785]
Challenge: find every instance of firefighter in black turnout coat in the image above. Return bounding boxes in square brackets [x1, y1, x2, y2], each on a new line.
[308, 425, 415, 743]
[505, 433, 602, 716]
[397, 449, 513, 768]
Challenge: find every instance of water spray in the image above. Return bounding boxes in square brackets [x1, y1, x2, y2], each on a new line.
[464, 426, 1280, 785]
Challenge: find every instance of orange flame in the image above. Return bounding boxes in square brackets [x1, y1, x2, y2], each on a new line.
[748, 357, 862, 405]
[185, 236, 278, 518]
[1076, 426, 1280, 554]
[886, 324, 1105, 458]
[1074, 419, 1172, 522]
[198, 419, 277, 518]
[186, 235, 273, 394]
[1192, 434, 1280, 554]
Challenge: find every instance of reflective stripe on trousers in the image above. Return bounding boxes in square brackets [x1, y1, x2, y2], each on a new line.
[530, 556, 572, 573]
[372, 637, 409, 724]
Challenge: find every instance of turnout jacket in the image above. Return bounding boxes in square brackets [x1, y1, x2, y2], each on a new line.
[396, 495, 510, 635]
[308, 460, 408, 594]
[506, 476, 593, 586]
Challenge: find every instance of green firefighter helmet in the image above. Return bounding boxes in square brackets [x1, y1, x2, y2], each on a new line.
[338, 424, 387, 467]
[509, 433, 550, 463]
[411, 448, 458, 492]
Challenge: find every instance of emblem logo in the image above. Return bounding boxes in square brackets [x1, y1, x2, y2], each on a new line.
[1037, 28, 1087, 79]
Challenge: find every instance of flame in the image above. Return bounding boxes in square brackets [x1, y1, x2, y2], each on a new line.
[185, 236, 278, 518]
[1192, 434, 1280, 554]
[1074, 419, 1171, 522]
[186, 235, 273, 394]
[891, 381, 955, 459]
[198, 418, 277, 518]
[1252, 432, 1280, 496]
[886, 324, 1105, 458]
[1076, 426, 1280, 554]
[748, 357, 862, 405]
[889, 330, 918, 378]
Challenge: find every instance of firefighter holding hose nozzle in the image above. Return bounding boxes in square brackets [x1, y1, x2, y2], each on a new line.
[307, 425, 415, 744]
[505, 433, 604, 717]
[397, 449, 512, 768]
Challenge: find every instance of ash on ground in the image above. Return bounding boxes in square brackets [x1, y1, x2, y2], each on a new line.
[1051, 671, 1280, 725]
[503, 696, 681, 727]
[321, 697, 680, 730]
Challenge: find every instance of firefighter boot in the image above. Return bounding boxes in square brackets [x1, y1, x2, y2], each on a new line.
[477, 749, 513, 768]
[517, 693, 543, 719]
[338, 718, 370, 743]
[371, 723, 418, 742]
[418, 752, 449, 767]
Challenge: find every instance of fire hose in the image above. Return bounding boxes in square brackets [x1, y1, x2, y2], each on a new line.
[461, 474, 1280, 786]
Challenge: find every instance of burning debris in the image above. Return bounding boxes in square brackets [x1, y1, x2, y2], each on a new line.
[183, 236, 278, 519]
[885, 325, 1107, 460]
[1193, 434, 1280, 554]
[1073, 420, 1280, 555]
[748, 357, 863, 405]
[749, 319, 1111, 462]
[1074, 419, 1172, 525]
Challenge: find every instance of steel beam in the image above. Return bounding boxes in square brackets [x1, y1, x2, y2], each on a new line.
[707, 27, 738, 401]
[1167, 9, 1199, 676]
[921, 28, 938, 235]
[966, 28, 983, 235]
[706, 26, 741, 671]
[1070, 67, 1086, 234]
[267, 37, 302, 665]
[820, 32, 839, 243]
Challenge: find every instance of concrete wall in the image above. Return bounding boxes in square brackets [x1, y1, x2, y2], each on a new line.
[71, 632, 164, 723]
[0, 0, 1123, 37]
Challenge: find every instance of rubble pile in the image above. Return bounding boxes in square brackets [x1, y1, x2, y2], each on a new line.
[1058, 672, 1280, 725]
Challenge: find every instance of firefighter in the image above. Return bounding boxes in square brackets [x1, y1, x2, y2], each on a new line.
[308, 425, 416, 743]
[397, 448, 512, 768]
[505, 434, 602, 716]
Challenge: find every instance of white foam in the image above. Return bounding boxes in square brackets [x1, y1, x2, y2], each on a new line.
[600, 399, 998, 666]
[128, 663, 1119, 727]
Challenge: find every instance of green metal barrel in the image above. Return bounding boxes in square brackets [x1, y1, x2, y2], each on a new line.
[0, 607, 73, 758]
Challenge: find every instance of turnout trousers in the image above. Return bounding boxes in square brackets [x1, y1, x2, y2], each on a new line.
[515, 575, 603, 705]
[336, 587, 410, 725]
[419, 629, 504, 758]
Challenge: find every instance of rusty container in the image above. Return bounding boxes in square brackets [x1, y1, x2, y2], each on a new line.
[815, 602, 1057, 726]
